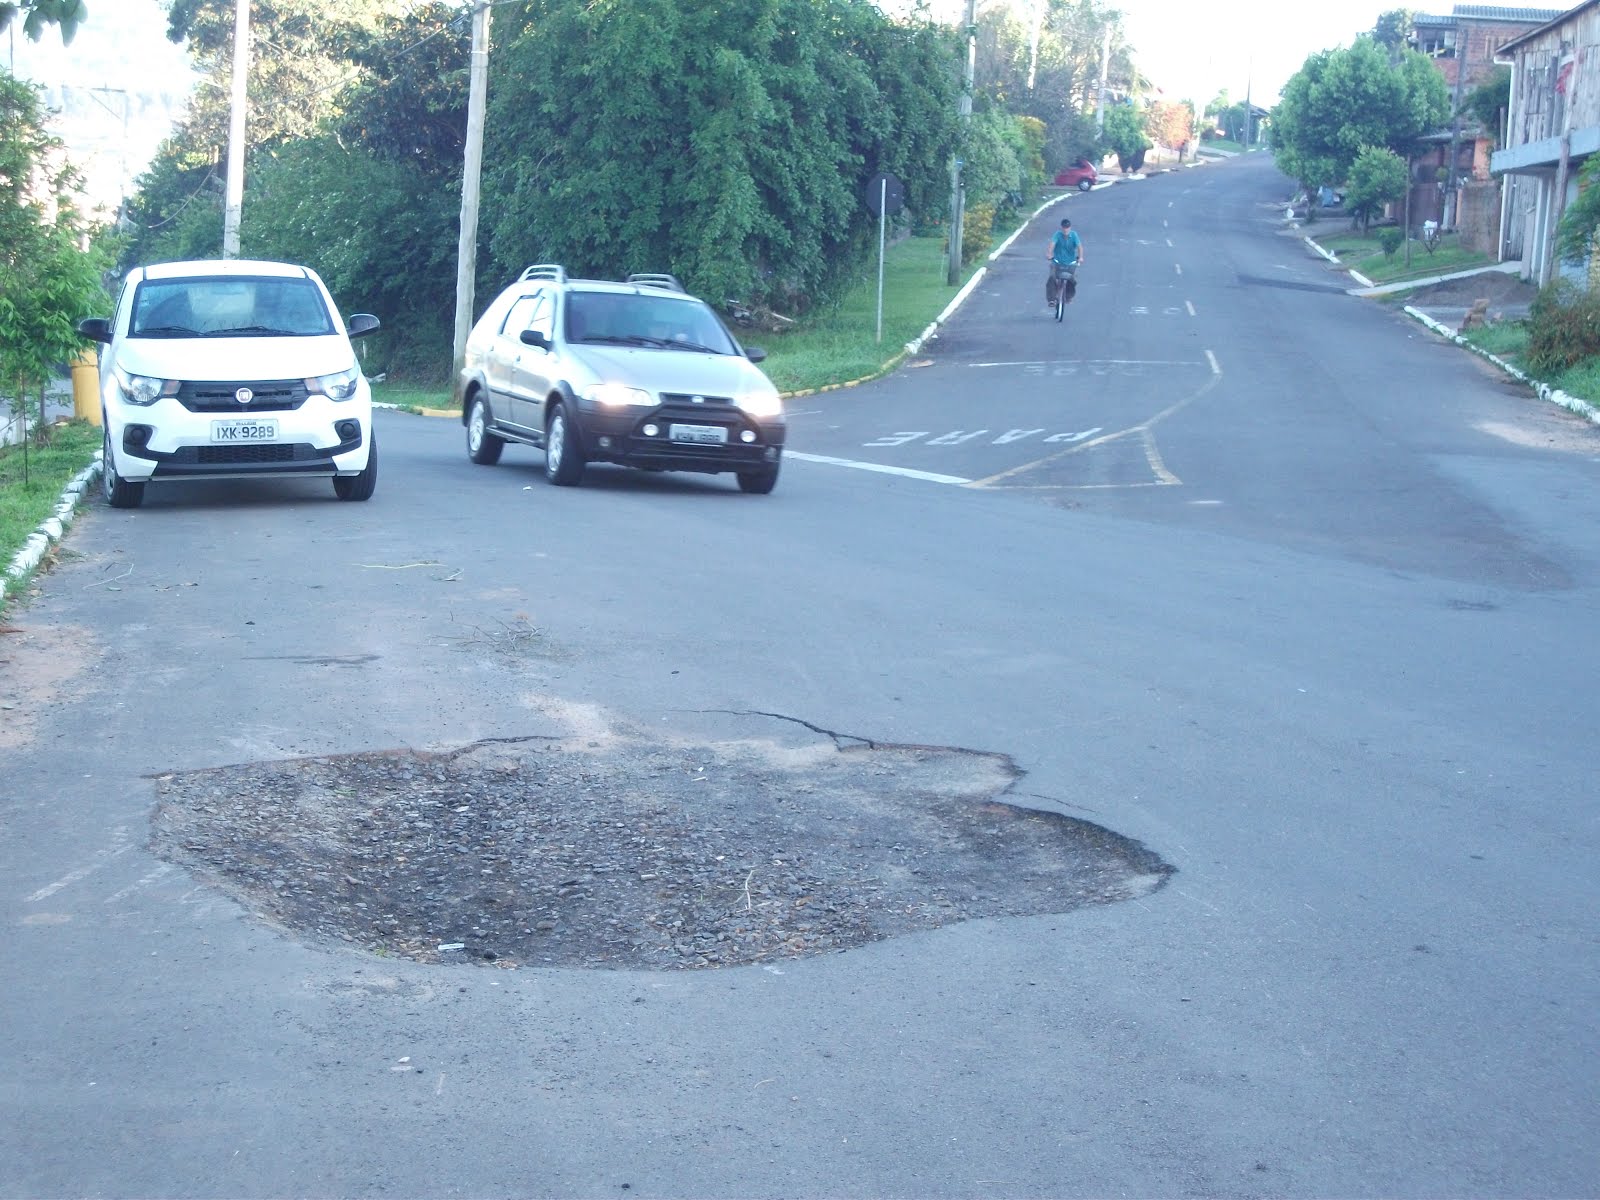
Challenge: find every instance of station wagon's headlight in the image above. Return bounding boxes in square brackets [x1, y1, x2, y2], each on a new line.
[735, 387, 783, 418]
[583, 382, 654, 407]
[113, 366, 176, 406]
[307, 366, 361, 401]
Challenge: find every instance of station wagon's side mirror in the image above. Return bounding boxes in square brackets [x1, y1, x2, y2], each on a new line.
[346, 313, 380, 338]
[743, 345, 767, 364]
[77, 317, 112, 344]
[520, 328, 549, 349]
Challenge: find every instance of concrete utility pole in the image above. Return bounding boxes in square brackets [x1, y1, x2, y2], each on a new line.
[1026, 0, 1043, 92]
[453, 0, 491, 383]
[1095, 25, 1111, 133]
[221, 0, 249, 258]
[1445, 19, 1468, 230]
[945, 0, 976, 286]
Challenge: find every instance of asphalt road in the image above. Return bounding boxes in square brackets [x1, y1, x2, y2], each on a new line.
[3, 153, 1598, 1198]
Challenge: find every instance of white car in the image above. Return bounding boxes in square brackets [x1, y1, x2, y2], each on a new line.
[77, 259, 381, 508]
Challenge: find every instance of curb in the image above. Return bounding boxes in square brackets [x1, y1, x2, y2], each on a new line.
[2, 455, 102, 607]
[1401, 306, 1600, 426]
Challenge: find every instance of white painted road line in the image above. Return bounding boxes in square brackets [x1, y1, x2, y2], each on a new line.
[786, 452, 972, 486]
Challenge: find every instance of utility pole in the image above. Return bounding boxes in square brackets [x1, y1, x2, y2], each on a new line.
[221, 0, 249, 258]
[945, 0, 976, 286]
[453, 0, 491, 383]
[1444, 19, 1467, 230]
[1243, 58, 1252, 148]
[1026, 0, 1043, 92]
[1095, 25, 1111, 133]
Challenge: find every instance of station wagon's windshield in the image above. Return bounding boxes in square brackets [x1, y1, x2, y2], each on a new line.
[130, 275, 336, 338]
[563, 291, 737, 354]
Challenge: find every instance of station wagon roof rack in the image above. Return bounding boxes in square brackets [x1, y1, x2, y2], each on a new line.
[519, 263, 567, 283]
[626, 273, 685, 293]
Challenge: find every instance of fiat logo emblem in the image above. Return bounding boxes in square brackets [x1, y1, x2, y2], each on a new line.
[235, 387, 254, 405]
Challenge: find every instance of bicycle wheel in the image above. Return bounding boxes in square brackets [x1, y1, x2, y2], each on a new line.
[1055, 281, 1067, 322]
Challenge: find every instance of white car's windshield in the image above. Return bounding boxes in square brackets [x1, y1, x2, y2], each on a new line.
[564, 291, 738, 354]
[131, 276, 336, 338]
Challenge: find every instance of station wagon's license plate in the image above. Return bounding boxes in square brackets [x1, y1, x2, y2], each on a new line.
[669, 423, 727, 445]
[211, 418, 278, 443]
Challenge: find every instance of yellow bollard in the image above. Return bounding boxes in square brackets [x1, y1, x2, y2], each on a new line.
[71, 347, 101, 425]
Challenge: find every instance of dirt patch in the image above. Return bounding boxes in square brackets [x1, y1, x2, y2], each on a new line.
[0, 624, 97, 750]
[150, 729, 1173, 970]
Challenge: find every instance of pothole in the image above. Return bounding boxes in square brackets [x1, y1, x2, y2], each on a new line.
[150, 729, 1173, 969]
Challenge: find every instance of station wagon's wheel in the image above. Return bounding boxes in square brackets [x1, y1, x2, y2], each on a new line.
[333, 435, 378, 501]
[466, 395, 503, 465]
[101, 428, 145, 509]
[736, 459, 780, 495]
[544, 401, 585, 486]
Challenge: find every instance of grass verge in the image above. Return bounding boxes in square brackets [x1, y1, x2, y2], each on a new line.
[1309, 226, 1491, 283]
[1456, 319, 1600, 404]
[0, 420, 102, 616]
[758, 235, 981, 394]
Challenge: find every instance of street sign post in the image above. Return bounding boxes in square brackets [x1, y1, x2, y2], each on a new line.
[867, 172, 905, 344]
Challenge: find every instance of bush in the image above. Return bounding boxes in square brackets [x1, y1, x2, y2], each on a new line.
[959, 201, 996, 266]
[1526, 279, 1600, 373]
[1378, 228, 1404, 258]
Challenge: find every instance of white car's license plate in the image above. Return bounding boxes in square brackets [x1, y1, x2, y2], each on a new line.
[211, 419, 279, 443]
[669, 423, 727, 445]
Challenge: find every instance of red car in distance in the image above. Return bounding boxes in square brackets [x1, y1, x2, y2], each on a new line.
[1054, 159, 1098, 191]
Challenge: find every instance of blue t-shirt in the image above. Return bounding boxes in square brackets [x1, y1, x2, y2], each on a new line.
[1051, 228, 1081, 267]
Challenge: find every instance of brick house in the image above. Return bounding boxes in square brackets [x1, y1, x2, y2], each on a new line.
[1490, 1, 1600, 285]
[1407, 6, 1562, 252]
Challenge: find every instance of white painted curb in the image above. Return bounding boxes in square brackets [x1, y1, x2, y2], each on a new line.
[1403, 306, 1600, 426]
[2, 454, 102, 605]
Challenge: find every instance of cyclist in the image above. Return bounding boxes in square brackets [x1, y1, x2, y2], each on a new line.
[1046, 217, 1084, 308]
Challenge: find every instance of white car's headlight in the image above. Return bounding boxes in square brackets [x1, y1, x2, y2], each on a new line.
[583, 382, 654, 407]
[114, 366, 176, 406]
[307, 366, 361, 401]
[735, 388, 783, 419]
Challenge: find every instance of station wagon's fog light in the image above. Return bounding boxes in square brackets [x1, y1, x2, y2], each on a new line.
[597, 436, 613, 449]
[740, 429, 757, 444]
[642, 423, 660, 437]
[335, 419, 360, 441]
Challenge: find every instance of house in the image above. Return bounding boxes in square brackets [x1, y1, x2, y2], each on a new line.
[1490, 3, 1600, 286]
[1406, 6, 1563, 250]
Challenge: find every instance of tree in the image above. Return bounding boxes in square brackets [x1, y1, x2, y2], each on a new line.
[1372, 9, 1418, 62]
[1101, 103, 1150, 172]
[976, 0, 1132, 173]
[1463, 67, 1511, 144]
[1344, 145, 1407, 231]
[482, 0, 961, 313]
[0, 0, 86, 42]
[121, 0, 412, 270]
[1272, 38, 1448, 196]
[1144, 99, 1192, 151]
[0, 72, 109, 459]
[1555, 154, 1600, 267]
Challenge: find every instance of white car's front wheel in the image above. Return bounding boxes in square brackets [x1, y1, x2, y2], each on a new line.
[333, 435, 378, 501]
[101, 428, 145, 509]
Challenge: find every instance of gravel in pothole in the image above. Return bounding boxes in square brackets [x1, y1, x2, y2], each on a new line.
[149, 734, 1172, 969]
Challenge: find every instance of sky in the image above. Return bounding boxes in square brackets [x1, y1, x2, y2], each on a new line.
[1119, 0, 1401, 106]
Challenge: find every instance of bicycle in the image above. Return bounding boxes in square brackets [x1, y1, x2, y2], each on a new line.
[1048, 261, 1078, 323]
